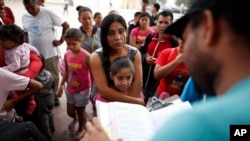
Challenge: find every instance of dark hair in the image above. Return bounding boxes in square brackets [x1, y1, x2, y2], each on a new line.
[0, 24, 24, 45]
[142, 0, 149, 4]
[64, 28, 83, 41]
[101, 14, 127, 57]
[110, 56, 135, 76]
[134, 11, 141, 18]
[189, 0, 250, 42]
[157, 10, 174, 23]
[136, 12, 151, 26]
[23, 0, 37, 4]
[100, 14, 127, 84]
[94, 12, 101, 19]
[76, 5, 92, 17]
[153, 3, 160, 11]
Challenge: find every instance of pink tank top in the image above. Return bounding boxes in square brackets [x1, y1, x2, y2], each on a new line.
[65, 50, 91, 93]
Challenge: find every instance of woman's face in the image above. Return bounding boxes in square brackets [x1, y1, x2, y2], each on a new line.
[78, 11, 93, 29]
[107, 21, 126, 50]
[139, 16, 150, 28]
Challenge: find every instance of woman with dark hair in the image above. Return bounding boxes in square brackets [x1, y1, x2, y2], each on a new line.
[76, 6, 101, 53]
[129, 12, 154, 49]
[90, 14, 144, 105]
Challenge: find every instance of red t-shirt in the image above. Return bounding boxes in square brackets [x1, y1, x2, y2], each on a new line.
[2, 17, 12, 24]
[147, 33, 173, 59]
[4, 6, 15, 24]
[156, 48, 189, 96]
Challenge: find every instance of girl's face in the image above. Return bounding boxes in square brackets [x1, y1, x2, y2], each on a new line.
[139, 16, 150, 28]
[65, 38, 82, 53]
[78, 11, 93, 29]
[110, 67, 133, 93]
[107, 21, 126, 50]
[0, 39, 18, 50]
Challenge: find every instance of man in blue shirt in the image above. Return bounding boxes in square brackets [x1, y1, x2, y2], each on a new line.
[81, 0, 250, 140]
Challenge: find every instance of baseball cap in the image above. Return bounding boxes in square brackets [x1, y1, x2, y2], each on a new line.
[164, 0, 225, 38]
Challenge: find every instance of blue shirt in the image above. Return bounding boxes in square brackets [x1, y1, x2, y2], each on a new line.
[151, 77, 250, 141]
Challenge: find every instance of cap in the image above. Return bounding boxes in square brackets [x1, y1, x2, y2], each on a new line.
[163, 0, 223, 38]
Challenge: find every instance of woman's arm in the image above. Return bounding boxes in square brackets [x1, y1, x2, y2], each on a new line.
[90, 53, 144, 105]
[127, 51, 143, 98]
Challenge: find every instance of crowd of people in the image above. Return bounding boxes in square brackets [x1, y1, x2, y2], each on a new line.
[1, 0, 250, 141]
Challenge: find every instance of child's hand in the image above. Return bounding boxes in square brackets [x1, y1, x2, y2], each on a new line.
[56, 86, 64, 98]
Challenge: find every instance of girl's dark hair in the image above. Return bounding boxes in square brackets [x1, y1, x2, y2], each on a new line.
[110, 56, 135, 76]
[136, 12, 151, 26]
[0, 24, 24, 45]
[64, 28, 83, 41]
[76, 5, 92, 17]
[100, 14, 127, 86]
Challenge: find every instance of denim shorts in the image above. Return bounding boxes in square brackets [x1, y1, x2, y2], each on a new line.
[65, 88, 90, 107]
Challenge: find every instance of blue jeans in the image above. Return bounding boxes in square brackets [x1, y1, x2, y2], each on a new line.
[0, 120, 48, 141]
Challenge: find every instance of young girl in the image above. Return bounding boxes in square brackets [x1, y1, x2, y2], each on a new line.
[0, 24, 41, 115]
[95, 56, 135, 102]
[56, 28, 91, 140]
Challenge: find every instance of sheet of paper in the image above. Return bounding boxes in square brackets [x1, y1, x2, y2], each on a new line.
[109, 102, 155, 141]
[149, 101, 192, 130]
[97, 101, 155, 141]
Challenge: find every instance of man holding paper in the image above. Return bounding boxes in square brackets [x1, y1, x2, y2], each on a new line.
[82, 0, 250, 140]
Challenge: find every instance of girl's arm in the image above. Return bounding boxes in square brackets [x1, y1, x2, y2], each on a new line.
[129, 35, 139, 49]
[90, 53, 144, 105]
[56, 56, 68, 97]
[127, 51, 143, 98]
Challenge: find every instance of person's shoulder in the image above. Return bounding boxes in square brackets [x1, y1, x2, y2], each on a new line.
[127, 44, 138, 51]
[4, 6, 12, 11]
[157, 48, 172, 58]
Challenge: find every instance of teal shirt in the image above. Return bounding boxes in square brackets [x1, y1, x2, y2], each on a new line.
[151, 77, 250, 141]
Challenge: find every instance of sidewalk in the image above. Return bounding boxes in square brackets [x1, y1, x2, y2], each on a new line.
[7, 1, 94, 141]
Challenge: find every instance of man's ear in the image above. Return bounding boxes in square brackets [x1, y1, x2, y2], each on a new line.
[201, 10, 218, 47]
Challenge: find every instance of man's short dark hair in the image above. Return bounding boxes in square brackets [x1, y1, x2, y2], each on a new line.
[153, 3, 160, 11]
[157, 10, 173, 23]
[142, 0, 149, 4]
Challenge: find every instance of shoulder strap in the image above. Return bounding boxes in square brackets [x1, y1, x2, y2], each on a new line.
[127, 45, 137, 61]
